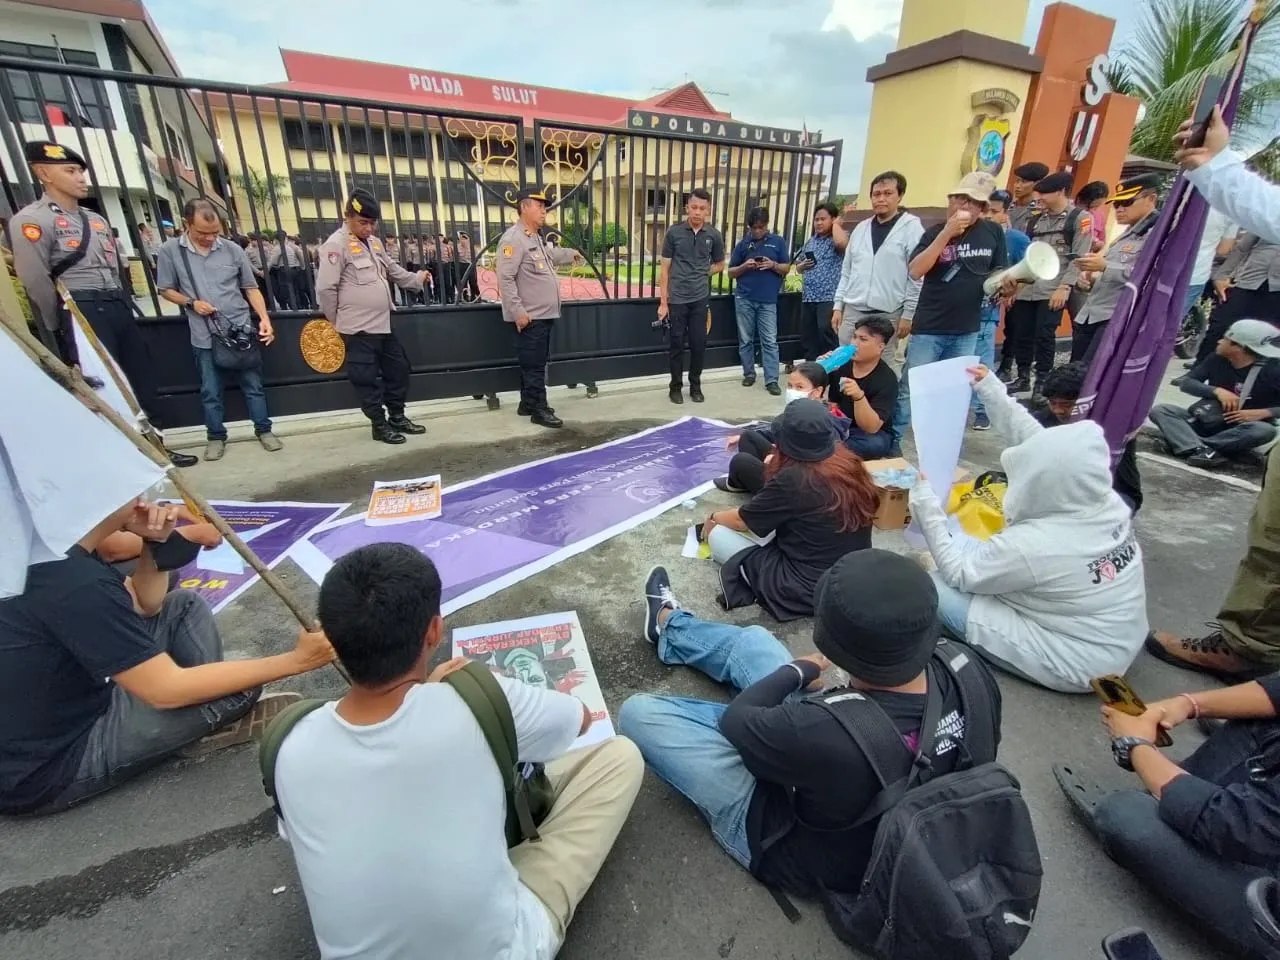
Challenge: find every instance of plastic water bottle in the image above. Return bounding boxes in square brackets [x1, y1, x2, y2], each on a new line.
[817, 344, 856, 373]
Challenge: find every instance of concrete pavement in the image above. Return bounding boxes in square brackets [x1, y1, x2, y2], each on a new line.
[0, 360, 1263, 960]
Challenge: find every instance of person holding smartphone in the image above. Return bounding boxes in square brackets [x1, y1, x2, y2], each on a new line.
[793, 201, 847, 361]
[727, 207, 790, 395]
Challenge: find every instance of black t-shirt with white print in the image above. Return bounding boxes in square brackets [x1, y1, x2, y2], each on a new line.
[910, 219, 1008, 336]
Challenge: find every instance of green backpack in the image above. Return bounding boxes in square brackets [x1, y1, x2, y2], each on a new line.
[259, 660, 555, 848]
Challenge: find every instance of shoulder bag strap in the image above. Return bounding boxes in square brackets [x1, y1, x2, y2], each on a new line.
[258, 698, 330, 817]
[49, 209, 92, 279]
[178, 242, 221, 341]
[1240, 365, 1262, 408]
[933, 641, 996, 764]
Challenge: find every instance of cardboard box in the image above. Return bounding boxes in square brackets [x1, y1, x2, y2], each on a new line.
[864, 458, 967, 531]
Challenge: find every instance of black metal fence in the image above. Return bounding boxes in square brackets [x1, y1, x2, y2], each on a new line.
[0, 55, 841, 426]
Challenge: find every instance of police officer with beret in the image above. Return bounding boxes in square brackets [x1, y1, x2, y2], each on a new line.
[496, 186, 580, 428]
[1070, 173, 1162, 364]
[316, 189, 430, 445]
[11, 140, 196, 467]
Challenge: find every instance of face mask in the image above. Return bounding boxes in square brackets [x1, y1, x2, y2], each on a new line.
[784, 388, 810, 404]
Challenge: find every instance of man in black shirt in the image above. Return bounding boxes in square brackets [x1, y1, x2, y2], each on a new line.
[618, 550, 1001, 899]
[0, 497, 335, 815]
[826, 315, 898, 458]
[1148, 318, 1280, 468]
[891, 172, 1009, 446]
[659, 187, 726, 404]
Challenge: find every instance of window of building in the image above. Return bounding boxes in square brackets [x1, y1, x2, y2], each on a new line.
[338, 124, 388, 157]
[296, 218, 338, 243]
[282, 118, 331, 153]
[344, 172, 393, 201]
[645, 188, 667, 214]
[164, 122, 192, 169]
[392, 174, 435, 203]
[388, 128, 430, 159]
[292, 170, 342, 200]
[442, 177, 477, 205]
[0, 41, 114, 130]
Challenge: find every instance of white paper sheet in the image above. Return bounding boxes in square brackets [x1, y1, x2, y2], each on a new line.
[908, 355, 979, 505]
[681, 525, 701, 558]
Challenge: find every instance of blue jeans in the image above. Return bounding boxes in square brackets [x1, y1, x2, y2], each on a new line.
[194, 346, 272, 441]
[972, 315, 999, 416]
[891, 331, 980, 443]
[846, 426, 893, 459]
[930, 570, 972, 638]
[735, 296, 780, 385]
[617, 610, 793, 868]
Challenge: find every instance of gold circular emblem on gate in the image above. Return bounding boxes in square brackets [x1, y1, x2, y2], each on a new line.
[299, 319, 345, 373]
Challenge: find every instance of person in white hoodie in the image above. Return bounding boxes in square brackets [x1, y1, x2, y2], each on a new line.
[830, 171, 923, 347]
[908, 365, 1148, 692]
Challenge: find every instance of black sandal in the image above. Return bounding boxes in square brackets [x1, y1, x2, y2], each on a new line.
[1052, 763, 1108, 838]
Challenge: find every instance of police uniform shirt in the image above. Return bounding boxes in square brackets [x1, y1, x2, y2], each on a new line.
[1016, 207, 1094, 302]
[315, 225, 423, 335]
[268, 240, 305, 269]
[1075, 212, 1158, 326]
[495, 223, 576, 324]
[1215, 233, 1280, 292]
[11, 199, 120, 331]
[1007, 202, 1036, 235]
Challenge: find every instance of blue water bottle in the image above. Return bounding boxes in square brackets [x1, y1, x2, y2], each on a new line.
[817, 344, 856, 373]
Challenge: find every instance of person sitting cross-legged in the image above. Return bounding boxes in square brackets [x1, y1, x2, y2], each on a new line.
[704, 397, 879, 621]
[618, 552, 1003, 903]
[272, 543, 643, 960]
[1055, 674, 1280, 959]
[1148, 318, 1280, 469]
[910, 364, 1148, 692]
[0, 497, 335, 816]
[823, 315, 899, 459]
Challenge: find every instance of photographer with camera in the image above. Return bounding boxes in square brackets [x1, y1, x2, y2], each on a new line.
[156, 199, 282, 462]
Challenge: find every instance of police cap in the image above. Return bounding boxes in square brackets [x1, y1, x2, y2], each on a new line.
[346, 189, 381, 221]
[514, 186, 551, 204]
[25, 140, 86, 168]
[1110, 173, 1163, 203]
[1013, 162, 1049, 182]
[1033, 171, 1075, 195]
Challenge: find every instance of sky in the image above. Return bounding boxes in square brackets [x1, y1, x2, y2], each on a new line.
[147, 0, 1143, 189]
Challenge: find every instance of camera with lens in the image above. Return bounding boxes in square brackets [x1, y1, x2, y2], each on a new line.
[227, 324, 255, 351]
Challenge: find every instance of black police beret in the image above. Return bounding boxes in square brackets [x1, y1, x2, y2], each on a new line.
[1034, 171, 1075, 195]
[25, 140, 86, 168]
[347, 189, 381, 221]
[1013, 162, 1050, 182]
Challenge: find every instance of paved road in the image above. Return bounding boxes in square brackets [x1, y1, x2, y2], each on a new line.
[0, 393, 1261, 960]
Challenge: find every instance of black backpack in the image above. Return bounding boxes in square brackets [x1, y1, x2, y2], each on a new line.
[815, 641, 1042, 960]
[1026, 205, 1084, 252]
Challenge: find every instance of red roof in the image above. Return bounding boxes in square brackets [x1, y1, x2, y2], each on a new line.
[274, 50, 729, 128]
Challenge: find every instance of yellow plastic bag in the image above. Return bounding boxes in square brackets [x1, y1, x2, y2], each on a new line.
[945, 471, 1007, 540]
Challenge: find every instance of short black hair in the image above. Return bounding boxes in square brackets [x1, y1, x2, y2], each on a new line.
[747, 206, 769, 228]
[318, 543, 442, 687]
[989, 189, 1013, 209]
[815, 201, 838, 218]
[855, 315, 895, 344]
[1039, 362, 1088, 402]
[870, 171, 907, 197]
[689, 187, 711, 203]
[182, 198, 218, 221]
[792, 360, 829, 391]
[1076, 180, 1109, 206]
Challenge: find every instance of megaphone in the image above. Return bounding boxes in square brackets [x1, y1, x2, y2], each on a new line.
[983, 240, 1061, 296]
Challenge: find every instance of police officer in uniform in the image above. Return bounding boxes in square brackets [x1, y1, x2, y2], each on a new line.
[496, 187, 580, 429]
[1069, 173, 1162, 364]
[316, 189, 430, 445]
[11, 141, 197, 467]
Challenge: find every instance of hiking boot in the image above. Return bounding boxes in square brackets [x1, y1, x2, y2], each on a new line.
[1005, 376, 1031, 396]
[972, 412, 991, 431]
[371, 422, 406, 445]
[586, 383, 599, 398]
[765, 382, 781, 396]
[530, 408, 563, 429]
[388, 415, 426, 435]
[690, 386, 705, 403]
[742, 375, 756, 387]
[643, 565, 679, 644]
[257, 431, 283, 452]
[177, 692, 303, 759]
[1144, 628, 1268, 681]
[204, 439, 226, 461]
[517, 401, 556, 416]
[669, 387, 684, 405]
[713, 475, 745, 493]
[1188, 447, 1228, 469]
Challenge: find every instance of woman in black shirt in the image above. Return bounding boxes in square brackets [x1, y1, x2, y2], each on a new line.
[704, 398, 880, 620]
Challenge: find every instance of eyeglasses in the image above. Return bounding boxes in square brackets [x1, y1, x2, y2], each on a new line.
[1112, 197, 1136, 209]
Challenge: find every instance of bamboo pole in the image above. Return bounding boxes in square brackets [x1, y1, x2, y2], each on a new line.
[0, 288, 350, 685]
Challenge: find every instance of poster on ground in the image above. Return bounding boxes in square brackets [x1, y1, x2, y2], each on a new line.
[366, 475, 442, 525]
[452, 611, 614, 750]
[292, 417, 736, 615]
[174, 500, 349, 612]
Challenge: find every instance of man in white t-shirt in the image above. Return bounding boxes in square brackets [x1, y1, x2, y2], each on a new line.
[274, 544, 643, 960]
[1185, 207, 1238, 318]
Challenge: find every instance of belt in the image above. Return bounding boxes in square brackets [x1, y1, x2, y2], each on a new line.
[67, 288, 126, 302]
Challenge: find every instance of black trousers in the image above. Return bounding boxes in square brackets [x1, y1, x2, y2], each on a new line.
[442, 263, 457, 304]
[1071, 320, 1107, 365]
[460, 263, 481, 301]
[268, 266, 293, 310]
[727, 428, 773, 493]
[342, 331, 410, 423]
[1197, 284, 1280, 362]
[289, 266, 313, 309]
[75, 293, 162, 426]
[1009, 299, 1062, 379]
[800, 299, 837, 361]
[515, 318, 553, 410]
[668, 299, 708, 390]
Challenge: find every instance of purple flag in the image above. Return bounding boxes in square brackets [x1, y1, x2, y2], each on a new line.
[1077, 13, 1262, 461]
[292, 417, 738, 615]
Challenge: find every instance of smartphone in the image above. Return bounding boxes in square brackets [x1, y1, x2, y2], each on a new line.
[1102, 928, 1164, 960]
[1091, 675, 1173, 748]
[1185, 72, 1227, 148]
[752, 256, 766, 264]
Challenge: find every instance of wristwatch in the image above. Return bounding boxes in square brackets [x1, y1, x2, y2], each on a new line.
[1111, 736, 1155, 772]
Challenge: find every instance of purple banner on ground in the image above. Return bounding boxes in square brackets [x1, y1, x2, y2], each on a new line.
[292, 417, 736, 614]
[176, 500, 349, 613]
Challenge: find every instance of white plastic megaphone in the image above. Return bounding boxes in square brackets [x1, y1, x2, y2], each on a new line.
[983, 240, 1060, 296]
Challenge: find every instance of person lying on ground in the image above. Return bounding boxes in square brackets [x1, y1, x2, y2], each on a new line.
[909, 364, 1148, 692]
[274, 543, 642, 960]
[1147, 439, 1279, 680]
[1147, 318, 1280, 470]
[619, 553, 1002, 904]
[823, 315, 899, 459]
[0, 497, 334, 816]
[1054, 674, 1280, 959]
[1035, 362, 1143, 512]
[715, 360, 850, 495]
[704, 398, 879, 621]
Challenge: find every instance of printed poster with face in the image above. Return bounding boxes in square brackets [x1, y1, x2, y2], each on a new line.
[451, 610, 614, 750]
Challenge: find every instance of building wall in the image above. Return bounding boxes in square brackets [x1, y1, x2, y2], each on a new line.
[896, 0, 1030, 48]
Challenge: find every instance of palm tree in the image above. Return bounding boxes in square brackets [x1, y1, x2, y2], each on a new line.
[233, 168, 291, 228]
[1103, 0, 1280, 163]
